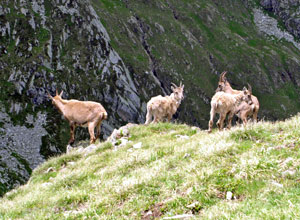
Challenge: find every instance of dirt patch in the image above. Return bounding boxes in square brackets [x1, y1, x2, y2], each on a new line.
[142, 202, 164, 220]
[236, 194, 246, 201]
[216, 191, 225, 199]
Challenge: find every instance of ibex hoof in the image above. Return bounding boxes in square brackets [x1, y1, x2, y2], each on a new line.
[90, 138, 96, 144]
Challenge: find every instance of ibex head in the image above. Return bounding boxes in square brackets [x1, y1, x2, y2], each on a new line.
[215, 71, 228, 92]
[171, 82, 184, 102]
[48, 90, 64, 111]
[242, 84, 253, 105]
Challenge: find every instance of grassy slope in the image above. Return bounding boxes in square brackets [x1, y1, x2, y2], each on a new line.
[1, 116, 300, 219]
[91, 0, 300, 126]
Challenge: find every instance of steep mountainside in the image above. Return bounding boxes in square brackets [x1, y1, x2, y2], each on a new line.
[0, 0, 145, 195]
[92, 0, 300, 123]
[0, 0, 299, 195]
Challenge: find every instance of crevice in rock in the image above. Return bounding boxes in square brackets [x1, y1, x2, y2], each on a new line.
[134, 15, 168, 95]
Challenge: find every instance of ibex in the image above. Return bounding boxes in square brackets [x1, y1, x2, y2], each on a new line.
[208, 86, 253, 133]
[216, 71, 260, 123]
[233, 83, 255, 126]
[145, 82, 184, 124]
[48, 90, 107, 145]
[235, 102, 256, 126]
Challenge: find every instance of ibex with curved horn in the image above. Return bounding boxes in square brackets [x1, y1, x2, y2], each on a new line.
[145, 82, 184, 124]
[208, 85, 253, 132]
[216, 71, 260, 123]
[48, 90, 107, 145]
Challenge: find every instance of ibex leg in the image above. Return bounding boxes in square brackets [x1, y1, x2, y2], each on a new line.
[88, 122, 96, 144]
[227, 111, 234, 129]
[253, 111, 258, 123]
[167, 114, 172, 123]
[95, 121, 102, 141]
[145, 111, 152, 125]
[208, 108, 215, 133]
[217, 114, 226, 130]
[68, 123, 76, 145]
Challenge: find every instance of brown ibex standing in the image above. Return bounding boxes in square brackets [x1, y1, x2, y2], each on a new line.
[145, 82, 184, 124]
[48, 90, 107, 145]
[235, 101, 256, 126]
[216, 71, 260, 123]
[208, 86, 253, 133]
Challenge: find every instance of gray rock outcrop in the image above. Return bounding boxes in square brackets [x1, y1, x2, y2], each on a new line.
[0, 0, 145, 196]
[260, 0, 300, 38]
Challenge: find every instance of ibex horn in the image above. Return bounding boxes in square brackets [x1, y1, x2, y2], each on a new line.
[222, 71, 227, 81]
[171, 82, 177, 88]
[219, 71, 227, 82]
[247, 83, 252, 93]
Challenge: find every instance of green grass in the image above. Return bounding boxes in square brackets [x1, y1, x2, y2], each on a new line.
[1, 116, 300, 219]
[228, 21, 248, 37]
[37, 28, 50, 43]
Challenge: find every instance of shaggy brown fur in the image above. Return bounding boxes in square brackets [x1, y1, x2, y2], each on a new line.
[235, 102, 256, 126]
[145, 83, 184, 124]
[216, 71, 259, 123]
[208, 87, 252, 133]
[48, 90, 107, 145]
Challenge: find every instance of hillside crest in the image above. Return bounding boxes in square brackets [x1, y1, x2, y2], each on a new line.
[1, 116, 300, 219]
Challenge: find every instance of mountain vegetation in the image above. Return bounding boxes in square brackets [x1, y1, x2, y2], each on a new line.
[1, 117, 300, 219]
[0, 0, 299, 202]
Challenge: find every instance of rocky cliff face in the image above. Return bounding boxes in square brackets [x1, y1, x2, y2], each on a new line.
[0, 0, 150, 196]
[260, 0, 300, 38]
[0, 0, 299, 196]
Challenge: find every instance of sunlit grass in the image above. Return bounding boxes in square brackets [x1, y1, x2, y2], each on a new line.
[1, 117, 300, 219]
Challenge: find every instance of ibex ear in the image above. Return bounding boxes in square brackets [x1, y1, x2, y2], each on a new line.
[243, 86, 247, 93]
[182, 84, 184, 90]
[59, 91, 64, 97]
[56, 89, 58, 96]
